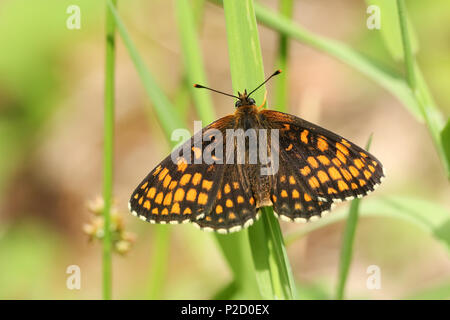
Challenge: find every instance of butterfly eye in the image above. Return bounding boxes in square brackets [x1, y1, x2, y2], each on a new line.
[248, 98, 255, 105]
[235, 100, 242, 108]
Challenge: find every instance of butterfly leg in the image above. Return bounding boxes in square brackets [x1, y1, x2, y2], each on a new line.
[257, 91, 267, 110]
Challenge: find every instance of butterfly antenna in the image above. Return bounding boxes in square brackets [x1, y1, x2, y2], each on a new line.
[247, 69, 282, 98]
[193, 84, 240, 99]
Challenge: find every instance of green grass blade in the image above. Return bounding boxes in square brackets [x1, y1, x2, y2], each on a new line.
[223, 0, 296, 300]
[175, 0, 215, 123]
[284, 195, 450, 251]
[365, 0, 419, 61]
[251, 2, 423, 122]
[109, 1, 260, 299]
[273, 0, 294, 112]
[102, 0, 117, 300]
[396, 0, 449, 178]
[441, 120, 450, 172]
[335, 135, 373, 300]
[107, 1, 185, 136]
[175, 0, 260, 299]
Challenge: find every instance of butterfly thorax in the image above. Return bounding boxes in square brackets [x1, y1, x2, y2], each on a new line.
[230, 104, 274, 208]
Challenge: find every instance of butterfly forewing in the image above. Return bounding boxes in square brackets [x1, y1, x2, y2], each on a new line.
[129, 117, 233, 224]
[261, 110, 385, 205]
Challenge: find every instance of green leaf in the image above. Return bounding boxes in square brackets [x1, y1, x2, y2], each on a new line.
[365, 0, 419, 61]
[285, 195, 450, 251]
[441, 120, 450, 174]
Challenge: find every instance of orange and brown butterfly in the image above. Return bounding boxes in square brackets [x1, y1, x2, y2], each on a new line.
[129, 70, 385, 234]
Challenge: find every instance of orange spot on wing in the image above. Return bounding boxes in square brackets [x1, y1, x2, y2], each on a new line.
[332, 158, 342, 167]
[237, 196, 244, 204]
[349, 166, 359, 177]
[163, 174, 172, 188]
[341, 139, 351, 148]
[229, 212, 236, 220]
[147, 187, 156, 199]
[216, 205, 223, 214]
[292, 189, 300, 198]
[328, 187, 337, 194]
[161, 208, 169, 215]
[317, 170, 329, 183]
[336, 150, 347, 164]
[202, 180, 213, 191]
[186, 189, 197, 202]
[363, 170, 372, 179]
[281, 190, 288, 197]
[337, 180, 349, 191]
[341, 169, 352, 181]
[289, 176, 296, 184]
[300, 166, 311, 176]
[192, 173, 202, 186]
[224, 183, 231, 194]
[169, 181, 178, 190]
[153, 165, 162, 176]
[180, 174, 192, 186]
[308, 177, 320, 189]
[304, 193, 312, 202]
[155, 192, 164, 204]
[336, 142, 349, 156]
[174, 188, 185, 202]
[328, 167, 342, 180]
[198, 192, 208, 205]
[307, 157, 319, 168]
[140, 181, 148, 189]
[177, 158, 188, 172]
[192, 147, 202, 159]
[171, 203, 180, 214]
[354, 158, 365, 169]
[163, 192, 173, 206]
[359, 179, 367, 187]
[158, 168, 169, 181]
[317, 155, 330, 166]
[301, 130, 309, 144]
[317, 137, 328, 151]
[183, 207, 192, 215]
[144, 200, 151, 210]
[226, 199, 233, 207]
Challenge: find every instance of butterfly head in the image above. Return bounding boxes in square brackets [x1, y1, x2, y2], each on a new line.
[235, 90, 256, 108]
[194, 69, 281, 109]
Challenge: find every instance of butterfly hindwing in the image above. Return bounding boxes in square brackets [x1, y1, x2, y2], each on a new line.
[270, 153, 333, 222]
[261, 109, 385, 205]
[129, 116, 233, 224]
[194, 164, 259, 233]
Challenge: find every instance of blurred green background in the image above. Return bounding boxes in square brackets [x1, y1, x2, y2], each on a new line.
[0, 0, 449, 299]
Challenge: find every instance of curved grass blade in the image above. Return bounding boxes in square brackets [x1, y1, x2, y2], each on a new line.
[223, 0, 296, 300]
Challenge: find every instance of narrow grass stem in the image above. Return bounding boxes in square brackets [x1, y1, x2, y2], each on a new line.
[102, 0, 117, 300]
[336, 135, 373, 300]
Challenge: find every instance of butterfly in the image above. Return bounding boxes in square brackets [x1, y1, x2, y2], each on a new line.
[129, 70, 385, 234]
